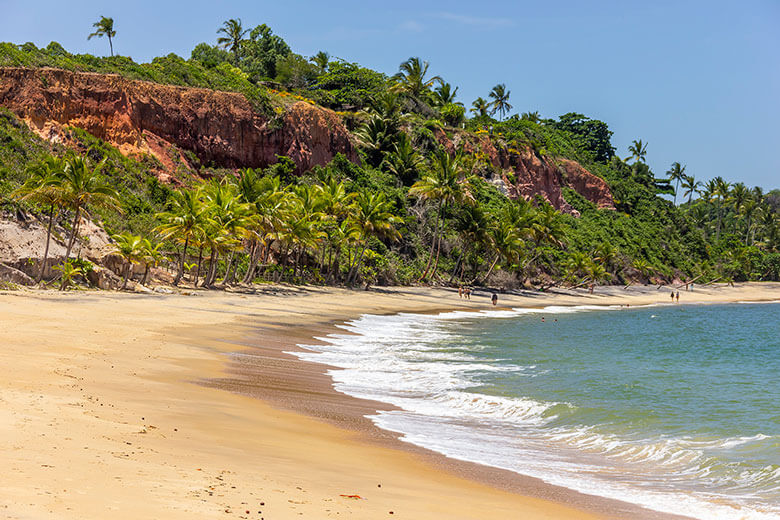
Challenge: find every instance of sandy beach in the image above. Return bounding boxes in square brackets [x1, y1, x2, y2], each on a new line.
[1, 282, 779, 519]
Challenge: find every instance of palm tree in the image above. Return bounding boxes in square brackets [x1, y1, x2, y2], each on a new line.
[521, 111, 541, 123]
[432, 82, 461, 107]
[409, 149, 474, 280]
[383, 133, 422, 185]
[713, 176, 731, 241]
[59, 155, 121, 259]
[139, 238, 164, 286]
[470, 97, 491, 118]
[309, 51, 330, 71]
[155, 189, 206, 286]
[354, 114, 400, 168]
[53, 260, 84, 291]
[217, 18, 248, 61]
[481, 217, 523, 283]
[88, 16, 116, 57]
[346, 191, 401, 284]
[740, 198, 758, 246]
[111, 232, 144, 290]
[625, 140, 648, 163]
[489, 84, 512, 120]
[681, 174, 701, 205]
[12, 156, 66, 282]
[393, 57, 442, 101]
[666, 162, 686, 206]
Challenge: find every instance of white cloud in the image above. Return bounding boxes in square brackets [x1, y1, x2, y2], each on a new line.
[436, 12, 515, 27]
[399, 20, 425, 33]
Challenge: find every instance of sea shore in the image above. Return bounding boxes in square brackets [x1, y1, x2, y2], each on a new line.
[1, 282, 778, 519]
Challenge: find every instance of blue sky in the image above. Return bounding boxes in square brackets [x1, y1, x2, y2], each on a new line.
[2, 0, 778, 190]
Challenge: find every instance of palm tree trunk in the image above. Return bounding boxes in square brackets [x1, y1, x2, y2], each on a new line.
[348, 245, 368, 285]
[241, 240, 258, 284]
[142, 264, 150, 286]
[109, 36, 113, 57]
[421, 201, 442, 280]
[121, 263, 130, 290]
[475, 254, 500, 285]
[38, 204, 56, 283]
[223, 250, 235, 285]
[173, 235, 189, 286]
[64, 206, 81, 259]
[431, 226, 445, 279]
[205, 249, 220, 287]
[194, 245, 204, 285]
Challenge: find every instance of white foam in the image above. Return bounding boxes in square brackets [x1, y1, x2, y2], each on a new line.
[288, 309, 780, 520]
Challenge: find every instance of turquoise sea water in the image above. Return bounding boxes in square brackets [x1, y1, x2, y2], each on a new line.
[295, 302, 780, 519]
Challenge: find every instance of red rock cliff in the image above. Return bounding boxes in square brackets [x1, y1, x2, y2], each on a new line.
[437, 130, 614, 215]
[0, 67, 356, 175]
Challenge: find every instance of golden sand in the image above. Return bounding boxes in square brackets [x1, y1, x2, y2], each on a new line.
[1, 283, 778, 519]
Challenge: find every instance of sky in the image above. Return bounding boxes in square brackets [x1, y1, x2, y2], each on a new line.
[2, 0, 778, 190]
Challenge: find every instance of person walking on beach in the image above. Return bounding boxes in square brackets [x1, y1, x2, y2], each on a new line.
[458, 286, 463, 299]
[491, 293, 498, 306]
[671, 291, 675, 302]
[465, 288, 471, 300]
[676, 291, 680, 302]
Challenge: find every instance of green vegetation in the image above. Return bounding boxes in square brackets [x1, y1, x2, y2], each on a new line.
[1, 21, 778, 290]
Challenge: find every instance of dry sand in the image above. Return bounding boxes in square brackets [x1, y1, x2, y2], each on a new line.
[1, 282, 778, 519]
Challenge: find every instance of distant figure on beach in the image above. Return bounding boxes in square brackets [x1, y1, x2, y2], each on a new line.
[465, 288, 471, 300]
[458, 286, 463, 299]
[589, 283, 594, 294]
[676, 291, 680, 302]
[491, 293, 498, 306]
[671, 291, 675, 302]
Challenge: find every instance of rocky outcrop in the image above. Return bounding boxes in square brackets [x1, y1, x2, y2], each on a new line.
[436, 130, 614, 215]
[0, 67, 356, 176]
[0, 262, 35, 286]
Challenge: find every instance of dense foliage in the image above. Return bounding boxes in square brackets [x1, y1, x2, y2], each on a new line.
[1, 21, 778, 290]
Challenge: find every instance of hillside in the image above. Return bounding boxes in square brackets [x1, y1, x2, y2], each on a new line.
[0, 32, 777, 290]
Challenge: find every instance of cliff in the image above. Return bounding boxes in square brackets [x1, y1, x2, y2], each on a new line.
[437, 130, 614, 215]
[0, 67, 357, 177]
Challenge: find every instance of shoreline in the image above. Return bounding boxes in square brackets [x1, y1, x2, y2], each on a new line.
[1, 283, 779, 518]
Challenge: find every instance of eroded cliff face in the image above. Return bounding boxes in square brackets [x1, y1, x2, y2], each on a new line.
[0, 67, 356, 177]
[437, 130, 614, 215]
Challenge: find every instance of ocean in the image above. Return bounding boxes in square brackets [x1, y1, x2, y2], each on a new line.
[293, 301, 780, 519]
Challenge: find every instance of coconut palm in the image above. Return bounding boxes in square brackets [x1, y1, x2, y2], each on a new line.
[481, 217, 523, 283]
[392, 57, 442, 101]
[88, 16, 116, 57]
[155, 189, 206, 286]
[355, 114, 400, 168]
[521, 111, 541, 123]
[470, 97, 491, 118]
[383, 133, 422, 185]
[409, 149, 474, 280]
[53, 260, 84, 291]
[625, 139, 648, 164]
[713, 176, 731, 241]
[346, 191, 401, 284]
[432, 82, 461, 107]
[59, 155, 121, 260]
[489, 84, 512, 120]
[681, 174, 701, 205]
[666, 162, 686, 206]
[139, 238, 165, 286]
[309, 51, 330, 71]
[217, 18, 248, 61]
[111, 232, 144, 290]
[12, 156, 66, 282]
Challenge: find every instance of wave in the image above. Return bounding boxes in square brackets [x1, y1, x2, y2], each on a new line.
[289, 306, 780, 520]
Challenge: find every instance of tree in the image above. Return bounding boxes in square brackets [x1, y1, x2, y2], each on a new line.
[240, 24, 292, 80]
[217, 18, 248, 61]
[625, 139, 648, 163]
[155, 189, 206, 286]
[552, 113, 615, 163]
[88, 16, 116, 57]
[666, 162, 686, 206]
[53, 260, 84, 291]
[59, 155, 120, 260]
[12, 156, 66, 282]
[409, 149, 474, 280]
[489, 84, 512, 120]
[392, 57, 441, 106]
[681, 174, 701, 205]
[383, 133, 422, 185]
[111, 232, 144, 290]
[470, 97, 491, 118]
[432, 82, 461, 107]
[346, 191, 401, 284]
[713, 176, 731, 241]
[309, 51, 330, 71]
[521, 111, 541, 123]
